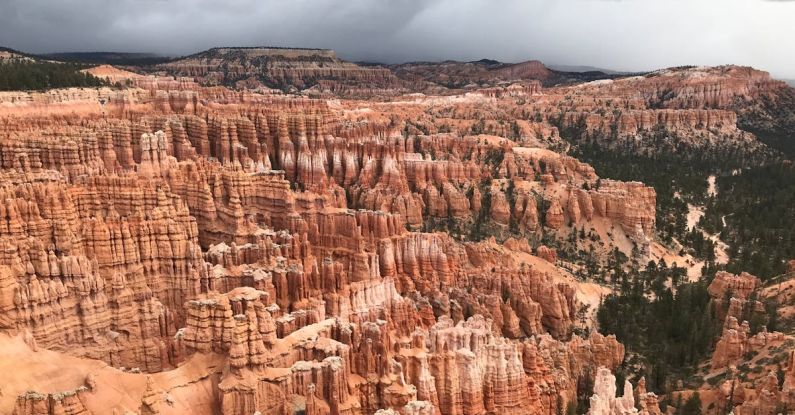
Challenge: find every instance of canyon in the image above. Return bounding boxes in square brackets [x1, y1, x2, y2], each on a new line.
[0, 46, 794, 415]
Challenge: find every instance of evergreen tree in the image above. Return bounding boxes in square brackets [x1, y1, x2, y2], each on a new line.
[681, 392, 703, 415]
[0, 61, 107, 90]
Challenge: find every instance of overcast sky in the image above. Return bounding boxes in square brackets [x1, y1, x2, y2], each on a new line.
[2, 0, 794, 78]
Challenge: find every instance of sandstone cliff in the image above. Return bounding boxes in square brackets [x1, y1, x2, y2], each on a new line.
[0, 77, 647, 415]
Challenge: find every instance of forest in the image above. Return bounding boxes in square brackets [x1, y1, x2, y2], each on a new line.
[570, 124, 795, 411]
[0, 61, 107, 91]
[569, 142, 716, 257]
[701, 162, 795, 279]
[566, 131, 795, 280]
[597, 276, 717, 394]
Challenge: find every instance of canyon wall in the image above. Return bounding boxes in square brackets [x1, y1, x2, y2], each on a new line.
[0, 78, 642, 415]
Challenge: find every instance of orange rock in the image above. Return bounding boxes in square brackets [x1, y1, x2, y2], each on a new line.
[0, 65, 688, 415]
[536, 246, 557, 263]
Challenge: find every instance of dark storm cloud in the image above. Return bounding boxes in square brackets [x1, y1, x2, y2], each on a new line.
[1, 0, 794, 78]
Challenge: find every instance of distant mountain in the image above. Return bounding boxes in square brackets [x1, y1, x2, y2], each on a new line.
[0, 46, 109, 90]
[2, 47, 170, 66]
[387, 59, 554, 89]
[547, 64, 630, 75]
[389, 58, 630, 89]
[43, 52, 171, 66]
[157, 48, 631, 93]
[155, 46, 400, 93]
[0, 46, 38, 63]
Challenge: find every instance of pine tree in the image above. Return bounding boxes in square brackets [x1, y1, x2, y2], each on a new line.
[681, 392, 702, 415]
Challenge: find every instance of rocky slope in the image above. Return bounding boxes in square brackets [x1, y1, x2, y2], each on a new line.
[551, 65, 795, 161]
[667, 271, 795, 415]
[388, 59, 554, 90]
[388, 59, 627, 93]
[0, 47, 38, 63]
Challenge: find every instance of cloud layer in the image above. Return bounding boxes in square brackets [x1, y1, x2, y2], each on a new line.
[1, 0, 794, 78]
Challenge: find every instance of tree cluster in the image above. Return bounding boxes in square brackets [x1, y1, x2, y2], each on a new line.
[0, 61, 107, 91]
[598, 275, 719, 394]
[701, 162, 795, 279]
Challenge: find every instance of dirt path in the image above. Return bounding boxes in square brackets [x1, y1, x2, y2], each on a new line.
[683, 175, 729, 280]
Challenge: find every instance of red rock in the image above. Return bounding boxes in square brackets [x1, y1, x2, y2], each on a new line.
[709, 271, 761, 301]
[545, 199, 565, 229]
[711, 316, 750, 369]
[536, 246, 557, 263]
[0, 65, 677, 415]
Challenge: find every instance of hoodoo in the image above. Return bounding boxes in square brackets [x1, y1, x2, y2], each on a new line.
[2, 3, 795, 414]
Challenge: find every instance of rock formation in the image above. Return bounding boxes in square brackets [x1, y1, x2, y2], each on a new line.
[587, 367, 636, 415]
[4, 55, 789, 415]
[0, 68, 647, 414]
[157, 47, 402, 97]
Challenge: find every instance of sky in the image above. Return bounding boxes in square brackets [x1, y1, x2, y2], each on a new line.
[1, 0, 794, 79]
